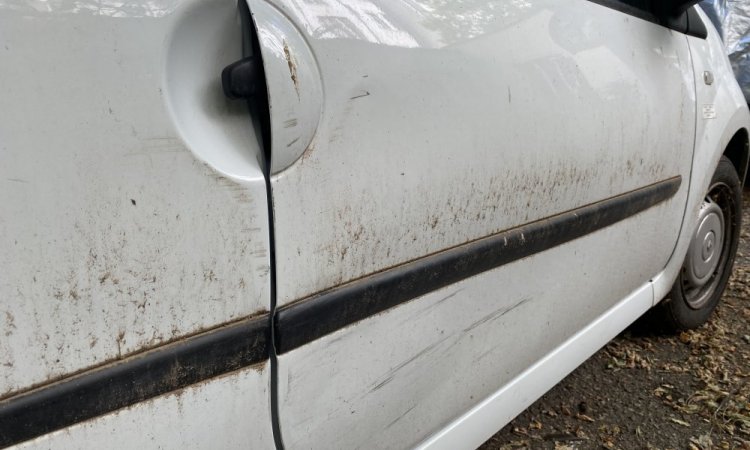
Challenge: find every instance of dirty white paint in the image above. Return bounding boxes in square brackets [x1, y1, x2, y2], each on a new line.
[0, 0, 271, 400]
[249, 1, 323, 174]
[262, 2, 750, 448]
[13, 366, 274, 449]
[276, 208, 675, 449]
[416, 280, 654, 450]
[256, 0, 697, 306]
[1, 0, 747, 446]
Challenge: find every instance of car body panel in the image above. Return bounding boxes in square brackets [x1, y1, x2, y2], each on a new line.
[1, 1, 749, 449]
[416, 279, 654, 450]
[276, 224, 667, 449]
[13, 366, 273, 450]
[0, 0, 275, 447]
[253, 0, 696, 307]
[251, 0, 697, 448]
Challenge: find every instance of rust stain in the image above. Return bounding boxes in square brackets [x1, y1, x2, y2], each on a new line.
[283, 40, 300, 99]
[299, 144, 315, 163]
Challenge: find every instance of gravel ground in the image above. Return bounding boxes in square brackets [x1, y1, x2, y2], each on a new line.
[481, 192, 750, 450]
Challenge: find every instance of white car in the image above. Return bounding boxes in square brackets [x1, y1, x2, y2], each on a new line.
[0, 0, 747, 448]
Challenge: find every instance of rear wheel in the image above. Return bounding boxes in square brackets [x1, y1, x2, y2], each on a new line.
[658, 156, 742, 330]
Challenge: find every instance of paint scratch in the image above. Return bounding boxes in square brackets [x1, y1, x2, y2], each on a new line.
[463, 297, 531, 333]
[350, 91, 370, 100]
[283, 40, 299, 99]
[384, 404, 417, 430]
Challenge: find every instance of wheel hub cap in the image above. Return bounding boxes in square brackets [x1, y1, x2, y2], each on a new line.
[684, 199, 724, 289]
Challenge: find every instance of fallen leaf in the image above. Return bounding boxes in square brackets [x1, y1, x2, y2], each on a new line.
[670, 417, 691, 427]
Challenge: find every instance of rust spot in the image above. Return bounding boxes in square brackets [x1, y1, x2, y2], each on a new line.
[300, 144, 315, 163]
[283, 40, 299, 98]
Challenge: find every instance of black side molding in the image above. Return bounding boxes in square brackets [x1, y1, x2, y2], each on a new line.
[275, 176, 682, 354]
[0, 315, 269, 448]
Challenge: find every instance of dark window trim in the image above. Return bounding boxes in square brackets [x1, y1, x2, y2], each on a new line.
[588, 0, 659, 23]
[587, 1, 708, 39]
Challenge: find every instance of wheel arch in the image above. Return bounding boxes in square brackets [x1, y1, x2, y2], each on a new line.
[723, 127, 750, 187]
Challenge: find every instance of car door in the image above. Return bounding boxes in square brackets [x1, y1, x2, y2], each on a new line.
[247, 0, 697, 448]
[0, 1, 275, 447]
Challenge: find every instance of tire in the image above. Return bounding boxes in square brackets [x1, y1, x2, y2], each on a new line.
[658, 156, 742, 331]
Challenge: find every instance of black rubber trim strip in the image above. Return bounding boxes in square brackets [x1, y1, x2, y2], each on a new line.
[586, 0, 658, 23]
[586, 1, 707, 39]
[275, 176, 682, 354]
[686, 7, 708, 39]
[0, 315, 269, 448]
